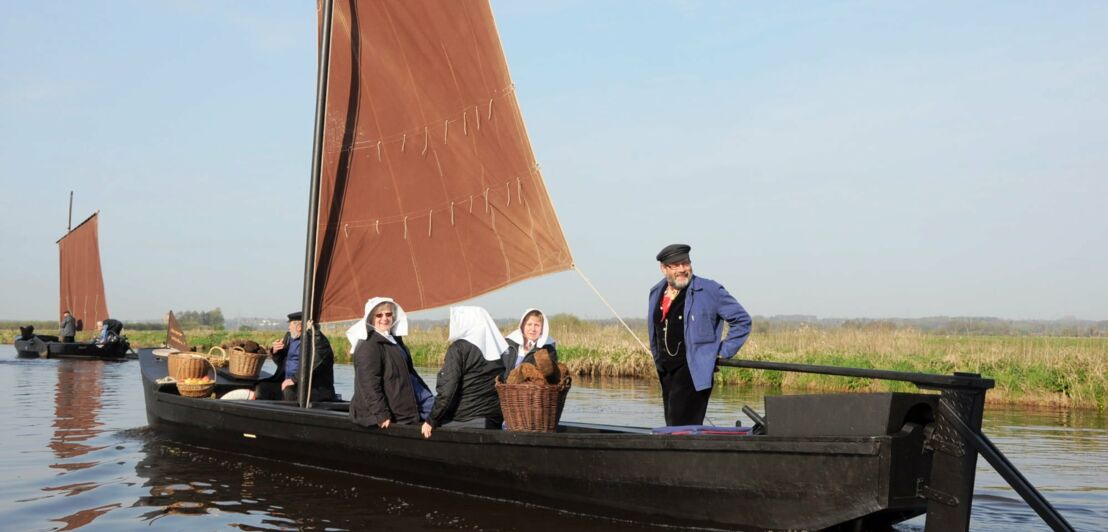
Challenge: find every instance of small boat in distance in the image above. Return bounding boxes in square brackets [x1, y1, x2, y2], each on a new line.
[142, 1, 1074, 530]
[15, 208, 131, 360]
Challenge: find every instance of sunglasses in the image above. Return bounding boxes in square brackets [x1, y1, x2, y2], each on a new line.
[374, 312, 394, 318]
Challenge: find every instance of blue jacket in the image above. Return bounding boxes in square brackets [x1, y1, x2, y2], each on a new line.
[648, 275, 752, 391]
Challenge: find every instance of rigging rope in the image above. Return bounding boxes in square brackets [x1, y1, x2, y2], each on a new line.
[573, 265, 651, 355]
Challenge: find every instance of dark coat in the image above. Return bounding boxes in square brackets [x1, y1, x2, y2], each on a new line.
[59, 315, 76, 337]
[647, 275, 751, 391]
[350, 331, 428, 427]
[427, 339, 503, 427]
[264, 329, 336, 401]
[103, 318, 124, 335]
[500, 339, 558, 380]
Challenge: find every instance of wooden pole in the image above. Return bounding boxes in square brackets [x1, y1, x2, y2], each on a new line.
[298, 0, 335, 408]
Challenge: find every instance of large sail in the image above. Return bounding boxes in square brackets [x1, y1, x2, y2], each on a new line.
[58, 213, 109, 331]
[312, 0, 573, 322]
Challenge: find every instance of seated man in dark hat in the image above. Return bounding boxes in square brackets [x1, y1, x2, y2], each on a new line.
[648, 243, 752, 426]
[254, 311, 337, 402]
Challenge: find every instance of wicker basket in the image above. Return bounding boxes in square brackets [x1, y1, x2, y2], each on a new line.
[228, 348, 266, 378]
[206, 346, 229, 368]
[168, 353, 208, 381]
[495, 376, 572, 432]
[176, 380, 215, 398]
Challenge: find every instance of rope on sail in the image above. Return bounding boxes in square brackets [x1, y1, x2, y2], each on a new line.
[573, 265, 650, 355]
[333, 167, 541, 231]
[342, 86, 512, 153]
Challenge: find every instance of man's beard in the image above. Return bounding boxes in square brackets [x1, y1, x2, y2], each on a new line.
[667, 272, 691, 289]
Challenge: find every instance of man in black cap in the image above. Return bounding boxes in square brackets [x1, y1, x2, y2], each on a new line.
[254, 310, 337, 402]
[648, 244, 752, 426]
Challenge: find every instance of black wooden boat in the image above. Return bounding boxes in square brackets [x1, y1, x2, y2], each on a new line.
[141, 347, 1078, 531]
[15, 335, 132, 360]
[141, 347, 1009, 531]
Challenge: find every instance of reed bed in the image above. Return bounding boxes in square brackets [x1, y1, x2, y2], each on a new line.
[4, 322, 1104, 409]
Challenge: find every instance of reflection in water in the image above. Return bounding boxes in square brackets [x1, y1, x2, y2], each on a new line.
[53, 503, 121, 531]
[44, 361, 115, 530]
[49, 362, 105, 465]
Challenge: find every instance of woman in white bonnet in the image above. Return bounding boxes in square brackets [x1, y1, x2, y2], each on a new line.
[501, 308, 558, 380]
[421, 306, 508, 439]
[349, 297, 433, 429]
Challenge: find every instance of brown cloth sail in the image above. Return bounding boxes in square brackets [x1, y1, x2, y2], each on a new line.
[166, 311, 188, 352]
[312, 0, 573, 322]
[58, 212, 109, 332]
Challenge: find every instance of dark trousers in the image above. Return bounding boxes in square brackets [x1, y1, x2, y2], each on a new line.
[440, 417, 503, 430]
[658, 361, 712, 426]
[254, 381, 297, 401]
[62, 336, 75, 343]
[255, 381, 336, 402]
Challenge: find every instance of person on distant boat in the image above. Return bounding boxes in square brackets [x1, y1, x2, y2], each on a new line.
[348, 297, 434, 429]
[421, 306, 508, 438]
[648, 244, 752, 426]
[501, 308, 558, 380]
[94, 318, 124, 346]
[19, 325, 35, 341]
[59, 310, 76, 343]
[254, 311, 336, 402]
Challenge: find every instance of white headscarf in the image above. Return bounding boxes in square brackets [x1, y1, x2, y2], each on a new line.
[447, 306, 508, 362]
[505, 308, 555, 351]
[346, 297, 409, 353]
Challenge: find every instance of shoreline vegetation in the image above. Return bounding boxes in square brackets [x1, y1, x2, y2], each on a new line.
[4, 316, 1105, 410]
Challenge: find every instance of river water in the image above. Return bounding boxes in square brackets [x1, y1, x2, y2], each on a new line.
[1, 344, 1104, 531]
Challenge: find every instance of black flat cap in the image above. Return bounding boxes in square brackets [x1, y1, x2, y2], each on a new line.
[656, 243, 691, 264]
[287, 311, 303, 321]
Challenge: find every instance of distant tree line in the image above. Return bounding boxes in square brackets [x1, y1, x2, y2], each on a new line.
[174, 308, 225, 330]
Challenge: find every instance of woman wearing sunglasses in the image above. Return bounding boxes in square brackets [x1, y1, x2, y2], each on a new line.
[348, 297, 434, 429]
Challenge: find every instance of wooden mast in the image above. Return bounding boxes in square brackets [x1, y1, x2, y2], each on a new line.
[298, 0, 336, 408]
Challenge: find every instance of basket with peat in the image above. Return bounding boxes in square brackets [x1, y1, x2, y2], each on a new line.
[228, 346, 267, 378]
[495, 348, 572, 432]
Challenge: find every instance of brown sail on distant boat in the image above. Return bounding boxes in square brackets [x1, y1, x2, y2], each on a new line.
[58, 212, 109, 332]
[311, 0, 573, 322]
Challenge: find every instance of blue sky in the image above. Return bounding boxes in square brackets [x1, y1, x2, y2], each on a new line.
[2, 1, 1106, 322]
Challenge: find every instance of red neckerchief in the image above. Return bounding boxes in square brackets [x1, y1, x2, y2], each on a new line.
[661, 290, 675, 320]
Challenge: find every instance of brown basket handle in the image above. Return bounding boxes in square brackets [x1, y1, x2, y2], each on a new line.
[208, 346, 228, 360]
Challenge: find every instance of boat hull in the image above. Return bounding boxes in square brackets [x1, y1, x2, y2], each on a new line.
[15, 336, 133, 360]
[140, 348, 929, 530]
